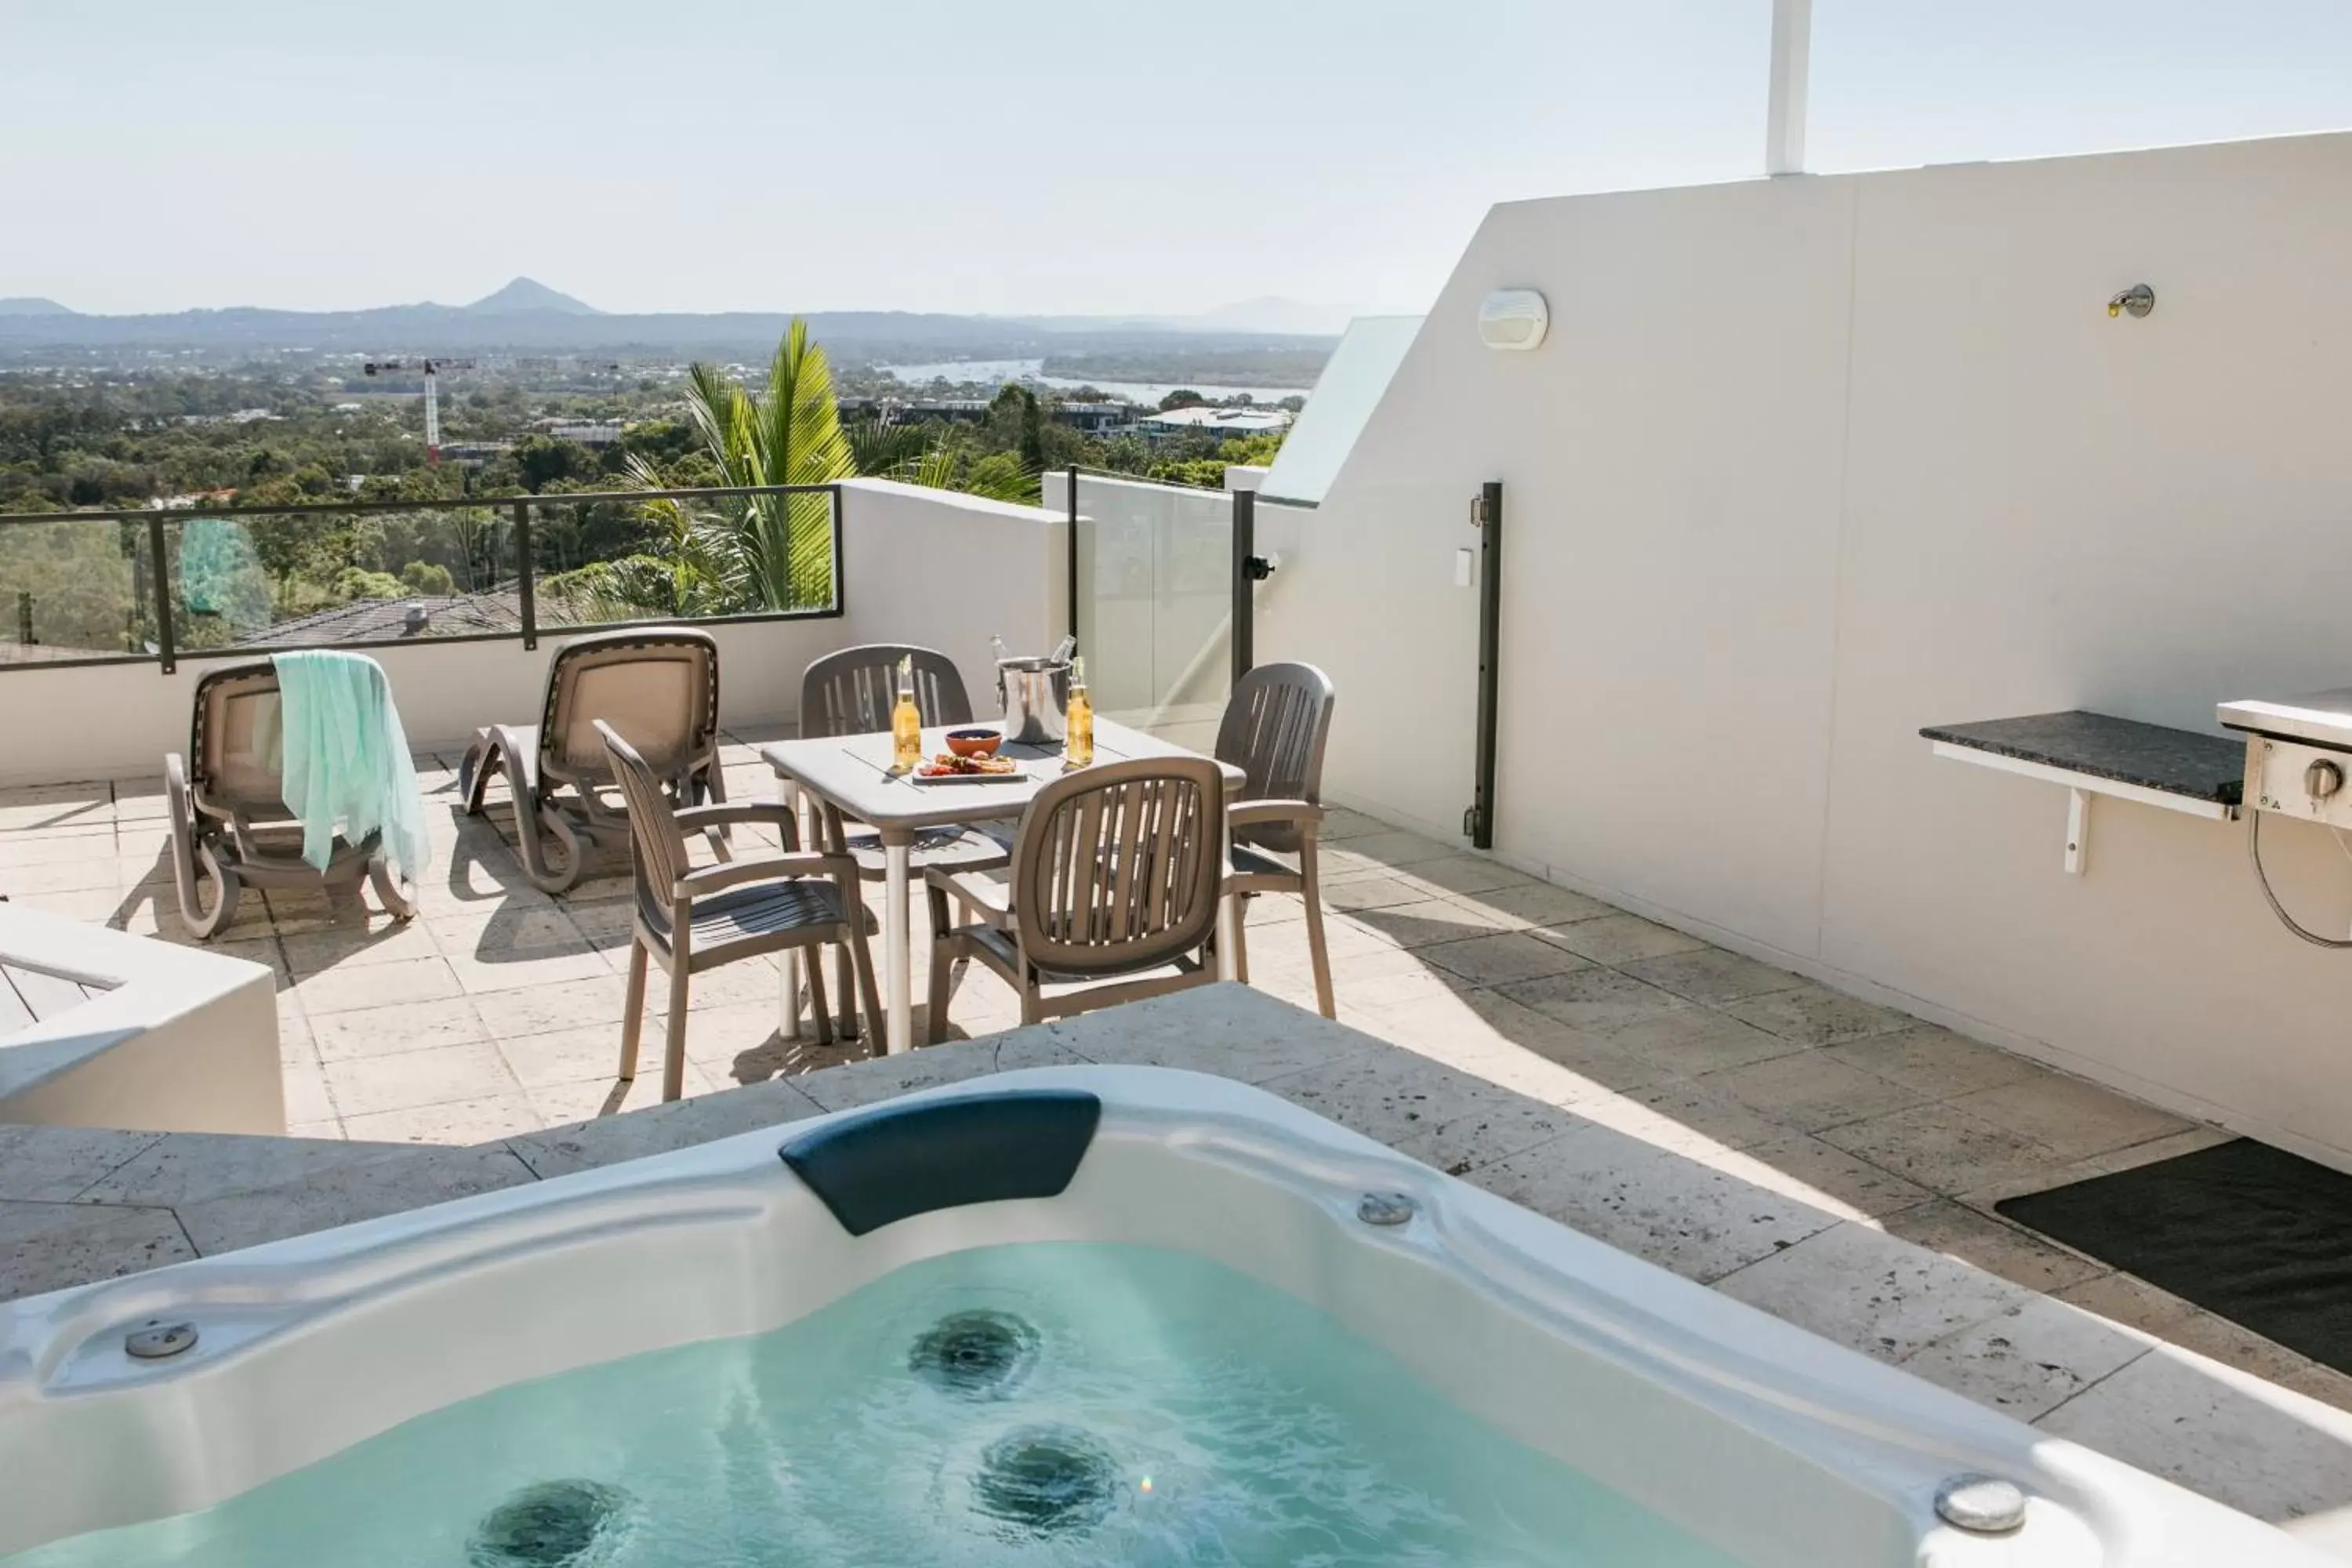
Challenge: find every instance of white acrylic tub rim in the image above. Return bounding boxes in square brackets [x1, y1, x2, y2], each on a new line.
[0, 1065, 2324, 1567]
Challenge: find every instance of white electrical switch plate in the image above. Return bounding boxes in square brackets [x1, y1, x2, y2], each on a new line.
[1454, 547, 1474, 587]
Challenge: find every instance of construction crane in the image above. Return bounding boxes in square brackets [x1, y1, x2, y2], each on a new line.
[361, 358, 477, 463]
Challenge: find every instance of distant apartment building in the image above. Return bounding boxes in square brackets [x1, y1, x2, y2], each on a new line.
[1134, 405, 1294, 441]
[1053, 401, 1128, 434]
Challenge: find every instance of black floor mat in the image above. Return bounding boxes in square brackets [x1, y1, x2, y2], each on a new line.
[1997, 1138, 2352, 1374]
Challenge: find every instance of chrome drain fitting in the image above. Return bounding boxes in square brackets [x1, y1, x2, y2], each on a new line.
[1934, 1474, 2027, 1534]
[1357, 1192, 1417, 1227]
[124, 1320, 198, 1360]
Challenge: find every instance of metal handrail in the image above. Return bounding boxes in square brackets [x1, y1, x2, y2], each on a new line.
[0, 482, 840, 528]
[0, 483, 846, 675]
[1064, 463, 1229, 494]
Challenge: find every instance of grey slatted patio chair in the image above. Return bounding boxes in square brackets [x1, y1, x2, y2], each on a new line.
[1218, 662, 1338, 1018]
[459, 627, 724, 895]
[598, 720, 880, 1104]
[800, 642, 971, 742]
[164, 662, 418, 939]
[795, 643, 1012, 1032]
[924, 756, 1225, 1036]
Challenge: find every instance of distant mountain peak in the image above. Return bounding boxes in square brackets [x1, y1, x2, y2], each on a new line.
[0, 296, 77, 317]
[462, 278, 601, 316]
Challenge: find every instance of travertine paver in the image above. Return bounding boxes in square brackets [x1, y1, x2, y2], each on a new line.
[0, 1126, 165, 1202]
[1900, 1294, 2153, 1421]
[2037, 1349, 2352, 1523]
[13, 760, 2352, 1544]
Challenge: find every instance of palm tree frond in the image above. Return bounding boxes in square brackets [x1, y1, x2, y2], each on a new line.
[848, 417, 929, 477]
[625, 319, 855, 615]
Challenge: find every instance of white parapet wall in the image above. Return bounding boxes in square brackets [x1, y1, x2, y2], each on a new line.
[0, 480, 1068, 785]
[0, 905, 281, 1133]
[1260, 130, 2352, 1168]
[837, 476, 1068, 713]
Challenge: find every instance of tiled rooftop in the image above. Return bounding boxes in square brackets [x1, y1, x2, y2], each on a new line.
[8, 743, 2352, 1545]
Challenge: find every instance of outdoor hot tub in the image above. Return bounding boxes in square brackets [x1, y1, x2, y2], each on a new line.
[0, 1067, 2328, 1566]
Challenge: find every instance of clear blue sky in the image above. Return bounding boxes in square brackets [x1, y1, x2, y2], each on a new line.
[5, 1, 2349, 318]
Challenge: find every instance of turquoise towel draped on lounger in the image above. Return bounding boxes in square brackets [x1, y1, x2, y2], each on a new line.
[270, 650, 431, 881]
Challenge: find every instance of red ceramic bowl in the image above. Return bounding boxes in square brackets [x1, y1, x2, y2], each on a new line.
[945, 728, 1004, 758]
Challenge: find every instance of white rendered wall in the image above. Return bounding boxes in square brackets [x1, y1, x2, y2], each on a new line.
[837, 477, 1065, 723]
[1260, 131, 2352, 1167]
[0, 481, 1065, 782]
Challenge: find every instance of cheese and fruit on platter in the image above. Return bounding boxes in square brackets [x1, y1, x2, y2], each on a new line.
[911, 728, 1022, 783]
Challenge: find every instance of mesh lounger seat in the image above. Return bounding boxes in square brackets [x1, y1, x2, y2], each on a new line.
[459, 627, 726, 895]
[164, 661, 419, 940]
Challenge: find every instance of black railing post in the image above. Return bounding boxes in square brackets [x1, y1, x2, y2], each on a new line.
[146, 512, 176, 675]
[829, 484, 847, 613]
[512, 499, 537, 650]
[1466, 481, 1503, 849]
[1231, 488, 1256, 684]
[1063, 464, 1080, 646]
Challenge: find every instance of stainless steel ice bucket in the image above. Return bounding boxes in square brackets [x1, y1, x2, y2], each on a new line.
[996, 656, 1071, 745]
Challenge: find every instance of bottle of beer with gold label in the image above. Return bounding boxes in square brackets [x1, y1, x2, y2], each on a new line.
[891, 656, 922, 772]
[1065, 656, 1094, 768]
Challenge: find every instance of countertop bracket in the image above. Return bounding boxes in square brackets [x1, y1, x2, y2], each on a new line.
[1922, 710, 2242, 877]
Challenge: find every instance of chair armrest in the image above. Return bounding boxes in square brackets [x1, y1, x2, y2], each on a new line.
[676, 851, 851, 897]
[674, 800, 800, 847]
[1229, 798, 1322, 829]
[924, 863, 1016, 928]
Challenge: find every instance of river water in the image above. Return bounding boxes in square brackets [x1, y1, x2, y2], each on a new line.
[879, 359, 1312, 406]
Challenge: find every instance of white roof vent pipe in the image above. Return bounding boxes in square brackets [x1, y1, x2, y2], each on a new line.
[1766, 0, 1812, 176]
[1478, 290, 1549, 352]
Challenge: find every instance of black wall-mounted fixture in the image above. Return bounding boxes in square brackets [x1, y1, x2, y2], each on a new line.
[1465, 481, 1502, 850]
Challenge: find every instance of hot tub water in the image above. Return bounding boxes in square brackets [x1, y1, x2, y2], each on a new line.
[4, 1244, 1737, 1567]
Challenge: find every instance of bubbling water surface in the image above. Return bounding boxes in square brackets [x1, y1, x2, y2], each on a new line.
[5, 1243, 1740, 1567]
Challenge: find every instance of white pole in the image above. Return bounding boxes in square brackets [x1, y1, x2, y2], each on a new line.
[423, 364, 442, 463]
[1766, 0, 1812, 176]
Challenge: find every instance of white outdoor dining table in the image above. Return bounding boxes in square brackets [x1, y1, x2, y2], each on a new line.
[760, 718, 1245, 1055]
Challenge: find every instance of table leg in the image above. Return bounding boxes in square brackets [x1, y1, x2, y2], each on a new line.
[884, 835, 913, 1054]
[1216, 805, 1240, 981]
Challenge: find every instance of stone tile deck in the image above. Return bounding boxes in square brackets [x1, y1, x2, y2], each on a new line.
[9, 759, 2352, 1548]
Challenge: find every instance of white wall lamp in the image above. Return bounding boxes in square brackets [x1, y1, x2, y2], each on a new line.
[1478, 289, 1549, 351]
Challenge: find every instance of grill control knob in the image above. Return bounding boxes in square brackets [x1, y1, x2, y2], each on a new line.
[2307, 759, 2344, 801]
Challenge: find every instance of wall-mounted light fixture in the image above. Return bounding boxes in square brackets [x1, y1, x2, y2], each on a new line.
[1479, 289, 1549, 351]
[2107, 284, 2154, 319]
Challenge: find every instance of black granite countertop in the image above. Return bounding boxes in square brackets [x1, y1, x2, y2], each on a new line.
[1921, 710, 2245, 806]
